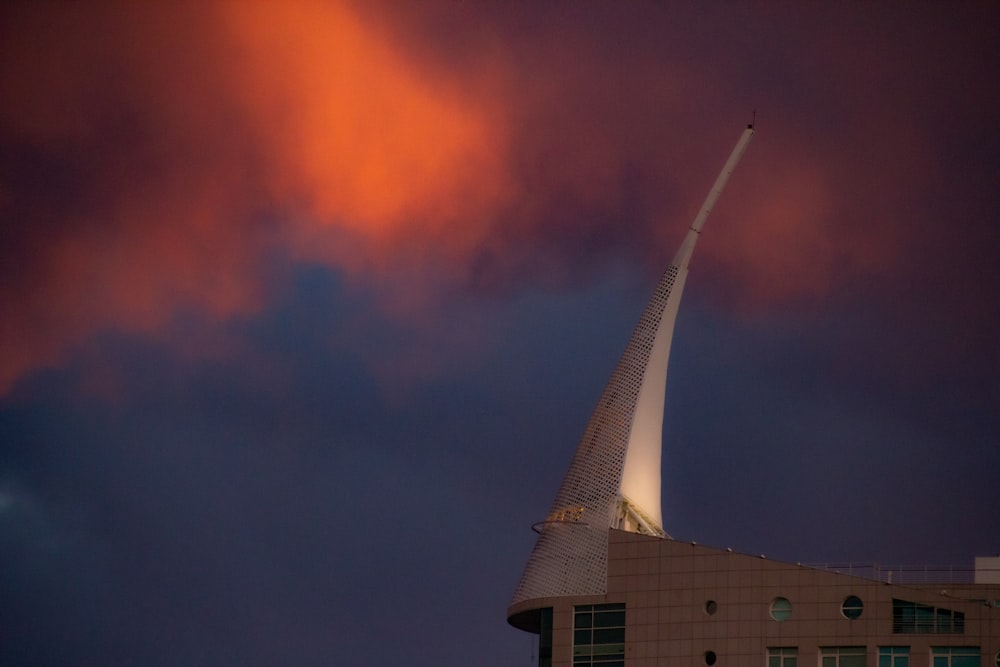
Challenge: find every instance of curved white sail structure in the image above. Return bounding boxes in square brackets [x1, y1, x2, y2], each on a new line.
[510, 125, 754, 608]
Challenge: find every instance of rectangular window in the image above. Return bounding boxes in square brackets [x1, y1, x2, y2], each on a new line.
[931, 647, 980, 667]
[573, 603, 625, 666]
[769, 647, 798, 667]
[820, 646, 866, 667]
[892, 599, 964, 634]
[952, 613, 965, 634]
[878, 646, 909, 667]
[538, 607, 553, 667]
[915, 605, 935, 633]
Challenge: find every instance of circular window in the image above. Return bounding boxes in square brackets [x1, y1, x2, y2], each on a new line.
[841, 595, 864, 620]
[705, 600, 718, 616]
[769, 597, 792, 621]
[705, 650, 717, 666]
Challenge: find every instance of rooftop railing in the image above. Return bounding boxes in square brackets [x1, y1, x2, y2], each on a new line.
[804, 562, 976, 585]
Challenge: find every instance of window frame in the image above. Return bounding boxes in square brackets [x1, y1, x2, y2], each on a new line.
[892, 599, 964, 634]
[820, 645, 867, 667]
[573, 603, 626, 666]
[930, 646, 980, 667]
[768, 646, 798, 667]
[878, 646, 909, 667]
[842, 595, 864, 620]
[770, 597, 792, 622]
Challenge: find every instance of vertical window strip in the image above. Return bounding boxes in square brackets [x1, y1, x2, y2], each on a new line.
[573, 603, 626, 667]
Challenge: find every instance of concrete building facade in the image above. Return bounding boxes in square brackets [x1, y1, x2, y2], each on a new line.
[509, 531, 1000, 666]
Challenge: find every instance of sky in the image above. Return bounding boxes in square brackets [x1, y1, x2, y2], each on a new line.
[1, 1, 999, 664]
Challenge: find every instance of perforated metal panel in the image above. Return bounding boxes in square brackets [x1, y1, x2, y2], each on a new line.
[509, 126, 754, 608]
[510, 263, 684, 604]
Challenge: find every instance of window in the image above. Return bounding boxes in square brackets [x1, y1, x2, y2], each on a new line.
[770, 597, 792, 621]
[573, 603, 625, 666]
[705, 600, 718, 616]
[820, 646, 866, 667]
[931, 647, 979, 667]
[768, 647, 798, 667]
[878, 647, 908, 667]
[892, 599, 964, 633]
[538, 607, 553, 667]
[842, 596, 864, 620]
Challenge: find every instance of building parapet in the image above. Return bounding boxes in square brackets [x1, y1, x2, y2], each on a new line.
[805, 562, 977, 585]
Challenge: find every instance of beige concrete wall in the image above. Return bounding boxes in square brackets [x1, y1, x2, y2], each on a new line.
[975, 557, 1000, 585]
[528, 530, 1000, 667]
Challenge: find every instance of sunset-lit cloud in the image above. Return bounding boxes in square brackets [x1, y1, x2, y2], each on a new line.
[0, 1, 513, 394]
[1, 1, 997, 395]
[216, 1, 513, 252]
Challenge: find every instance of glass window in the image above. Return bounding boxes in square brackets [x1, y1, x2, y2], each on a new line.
[593, 610, 626, 627]
[842, 596, 864, 620]
[574, 603, 625, 666]
[892, 599, 964, 634]
[770, 597, 792, 621]
[952, 612, 964, 633]
[593, 628, 625, 644]
[768, 647, 797, 667]
[538, 607, 553, 667]
[931, 647, 980, 667]
[821, 646, 866, 667]
[915, 605, 934, 632]
[878, 646, 909, 667]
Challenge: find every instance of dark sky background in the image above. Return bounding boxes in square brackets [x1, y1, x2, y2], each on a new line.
[2, 2, 999, 665]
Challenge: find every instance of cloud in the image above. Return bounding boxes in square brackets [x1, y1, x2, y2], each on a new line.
[2, 1, 998, 395]
[0, 1, 512, 394]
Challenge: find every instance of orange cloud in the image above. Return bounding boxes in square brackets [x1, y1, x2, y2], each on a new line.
[216, 1, 512, 248]
[3, 1, 992, 396]
[0, 1, 513, 394]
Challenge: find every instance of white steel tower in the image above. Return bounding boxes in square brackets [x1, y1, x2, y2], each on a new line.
[510, 125, 755, 615]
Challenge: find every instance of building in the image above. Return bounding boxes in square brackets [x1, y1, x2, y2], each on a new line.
[507, 126, 1000, 666]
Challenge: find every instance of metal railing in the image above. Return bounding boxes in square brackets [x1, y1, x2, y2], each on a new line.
[803, 562, 976, 585]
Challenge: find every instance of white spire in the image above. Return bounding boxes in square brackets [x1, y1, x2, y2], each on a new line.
[510, 125, 755, 609]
